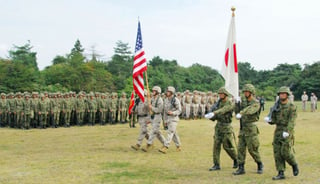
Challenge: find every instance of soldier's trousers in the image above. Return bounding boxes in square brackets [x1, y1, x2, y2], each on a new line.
[237, 126, 262, 165]
[120, 109, 127, 122]
[8, 112, 16, 128]
[88, 111, 96, 125]
[136, 117, 149, 145]
[64, 112, 71, 126]
[24, 114, 31, 128]
[164, 121, 181, 147]
[147, 117, 165, 145]
[76, 112, 84, 125]
[0, 113, 6, 127]
[52, 112, 60, 126]
[273, 138, 297, 172]
[16, 112, 24, 128]
[101, 111, 107, 124]
[213, 130, 237, 165]
[32, 112, 39, 128]
[200, 104, 206, 117]
[185, 104, 191, 119]
[192, 104, 199, 118]
[39, 113, 47, 127]
[110, 111, 116, 124]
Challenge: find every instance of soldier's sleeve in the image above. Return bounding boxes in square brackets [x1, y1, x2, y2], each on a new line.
[287, 104, 297, 134]
[214, 100, 234, 115]
[241, 101, 260, 115]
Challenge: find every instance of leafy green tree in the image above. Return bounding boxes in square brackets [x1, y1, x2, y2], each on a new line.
[8, 41, 38, 70]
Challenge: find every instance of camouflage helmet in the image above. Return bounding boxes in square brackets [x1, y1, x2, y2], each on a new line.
[217, 87, 230, 96]
[277, 86, 290, 95]
[242, 84, 256, 95]
[167, 86, 175, 94]
[152, 86, 161, 94]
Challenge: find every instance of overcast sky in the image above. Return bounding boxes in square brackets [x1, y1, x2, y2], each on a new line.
[1, 0, 319, 71]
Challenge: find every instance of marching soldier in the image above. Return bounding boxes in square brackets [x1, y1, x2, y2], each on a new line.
[131, 90, 150, 151]
[233, 84, 264, 175]
[159, 86, 182, 154]
[264, 86, 299, 180]
[206, 87, 238, 171]
[142, 86, 166, 152]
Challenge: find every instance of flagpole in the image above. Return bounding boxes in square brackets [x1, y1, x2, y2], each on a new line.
[231, 6, 236, 17]
[145, 70, 152, 114]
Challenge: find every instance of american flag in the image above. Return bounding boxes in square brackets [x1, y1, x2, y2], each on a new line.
[133, 21, 147, 102]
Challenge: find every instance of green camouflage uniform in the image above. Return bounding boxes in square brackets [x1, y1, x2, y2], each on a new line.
[15, 93, 24, 128]
[31, 93, 39, 128]
[23, 95, 32, 129]
[50, 94, 60, 127]
[7, 93, 16, 128]
[0, 93, 8, 126]
[38, 95, 49, 128]
[62, 95, 72, 126]
[87, 94, 97, 125]
[119, 93, 128, 123]
[269, 87, 298, 176]
[76, 94, 86, 125]
[109, 93, 118, 124]
[211, 95, 237, 167]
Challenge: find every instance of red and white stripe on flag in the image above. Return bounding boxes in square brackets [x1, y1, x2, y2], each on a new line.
[221, 10, 239, 98]
[133, 21, 147, 102]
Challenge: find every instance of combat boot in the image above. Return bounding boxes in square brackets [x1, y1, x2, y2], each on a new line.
[233, 164, 245, 175]
[141, 144, 153, 152]
[257, 162, 264, 174]
[159, 146, 168, 154]
[292, 164, 299, 176]
[176, 146, 182, 152]
[131, 144, 140, 151]
[272, 171, 285, 180]
[233, 159, 238, 168]
[209, 164, 221, 171]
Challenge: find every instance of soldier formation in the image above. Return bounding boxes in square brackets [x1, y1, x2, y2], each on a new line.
[0, 91, 130, 129]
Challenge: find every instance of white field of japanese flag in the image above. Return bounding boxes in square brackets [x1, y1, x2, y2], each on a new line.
[221, 8, 239, 99]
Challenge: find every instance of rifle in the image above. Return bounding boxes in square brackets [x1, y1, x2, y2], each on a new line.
[210, 99, 221, 112]
[267, 99, 280, 119]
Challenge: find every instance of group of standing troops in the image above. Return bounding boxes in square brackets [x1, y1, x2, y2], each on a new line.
[0, 91, 131, 129]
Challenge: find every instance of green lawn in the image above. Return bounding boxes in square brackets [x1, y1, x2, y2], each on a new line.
[0, 101, 319, 184]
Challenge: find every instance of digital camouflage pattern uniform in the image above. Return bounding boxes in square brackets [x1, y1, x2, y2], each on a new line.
[23, 95, 32, 129]
[38, 94, 49, 128]
[131, 91, 150, 151]
[234, 84, 263, 175]
[0, 93, 8, 127]
[209, 87, 237, 171]
[268, 86, 299, 180]
[142, 86, 166, 152]
[159, 86, 182, 154]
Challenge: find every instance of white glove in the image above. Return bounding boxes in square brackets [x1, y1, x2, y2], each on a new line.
[205, 112, 214, 119]
[236, 113, 242, 119]
[282, 131, 289, 138]
[264, 117, 271, 123]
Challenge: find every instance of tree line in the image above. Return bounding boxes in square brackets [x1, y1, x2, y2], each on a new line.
[0, 40, 319, 100]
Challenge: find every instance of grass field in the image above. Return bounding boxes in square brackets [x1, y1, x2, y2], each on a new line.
[0, 102, 320, 184]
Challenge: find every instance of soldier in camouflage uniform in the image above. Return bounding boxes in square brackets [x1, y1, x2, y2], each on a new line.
[23, 94, 32, 129]
[0, 93, 8, 127]
[159, 86, 182, 154]
[62, 93, 72, 127]
[183, 90, 191, 120]
[142, 86, 166, 152]
[191, 90, 200, 119]
[206, 87, 238, 171]
[131, 90, 150, 151]
[109, 93, 118, 124]
[7, 93, 16, 128]
[199, 92, 207, 118]
[49, 93, 59, 128]
[119, 92, 128, 123]
[95, 92, 102, 125]
[76, 93, 86, 126]
[264, 86, 299, 180]
[87, 93, 97, 126]
[100, 93, 108, 125]
[15, 92, 25, 128]
[31, 92, 39, 128]
[233, 84, 264, 175]
[38, 94, 49, 128]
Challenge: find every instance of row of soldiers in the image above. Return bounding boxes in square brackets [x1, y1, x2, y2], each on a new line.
[0, 91, 130, 129]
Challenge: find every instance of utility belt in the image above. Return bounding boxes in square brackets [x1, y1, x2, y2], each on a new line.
[151, 113, 161, 119]
[138, 114, 148, 118]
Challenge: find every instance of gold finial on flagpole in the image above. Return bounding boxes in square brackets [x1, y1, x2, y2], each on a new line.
[231, 6, 236, 17]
